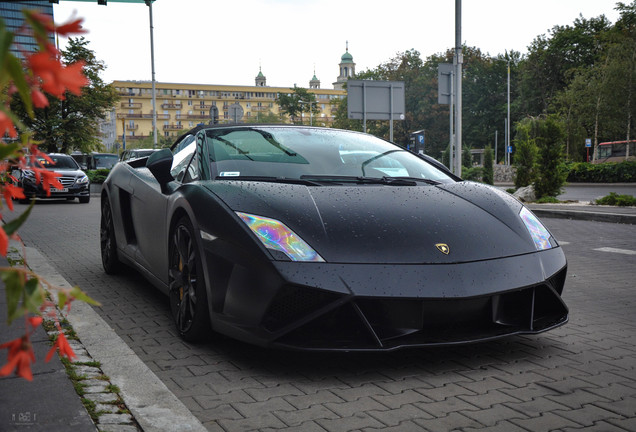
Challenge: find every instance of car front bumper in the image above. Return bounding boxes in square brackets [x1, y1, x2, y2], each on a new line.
[207, 246, 568, 351]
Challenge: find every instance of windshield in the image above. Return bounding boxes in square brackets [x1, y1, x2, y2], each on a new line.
[93, 154, 118, 169]
[31, 155, 80, 170]
[203, 127, 453, 183]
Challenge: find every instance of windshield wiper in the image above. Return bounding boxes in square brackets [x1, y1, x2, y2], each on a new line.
[300, 175, 433, 186]
[215, 175, 321, 186]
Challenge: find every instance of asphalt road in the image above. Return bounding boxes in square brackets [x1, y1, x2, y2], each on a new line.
[8, 198, 636, 431]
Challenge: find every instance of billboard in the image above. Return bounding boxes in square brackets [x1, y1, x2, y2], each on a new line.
[347, 80, 405, 121]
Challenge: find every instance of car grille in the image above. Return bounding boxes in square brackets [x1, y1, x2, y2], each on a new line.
[264, 279, 569, 351]
[58, 176, 76, 187]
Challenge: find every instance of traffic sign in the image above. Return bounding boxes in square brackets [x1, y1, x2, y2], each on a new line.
[585, 138, 592, 148]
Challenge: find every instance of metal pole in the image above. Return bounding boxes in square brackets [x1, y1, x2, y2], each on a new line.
[389, 83, 394, 142]
[454, 0, 463, 177]
[147, 1, 157, 149]
[504, 118, 508, 166]
[507, 59, 510, 168]
[494, 130, 498, 165]
[362, 81, 367, 133]
[449, 69, 454, 172]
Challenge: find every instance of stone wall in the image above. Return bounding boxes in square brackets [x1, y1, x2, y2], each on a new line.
[494, 164, 516, 183]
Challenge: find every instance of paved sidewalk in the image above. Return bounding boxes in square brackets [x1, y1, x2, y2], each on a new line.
[0, 257, 97, 432]
[1, 201, 634, 431]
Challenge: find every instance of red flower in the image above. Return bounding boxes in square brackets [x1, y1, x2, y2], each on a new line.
[55, 18, 86, 36]
[31, 88, 49, 108]
[27, 52, 88, 99]
[0, 336, 36, 381]
[27, 11, 86, 36]
[0, 110, 17, 139]
[2, 183, 25, 211]
[0, 226, 8, 257]
[45, 331, 76, 362]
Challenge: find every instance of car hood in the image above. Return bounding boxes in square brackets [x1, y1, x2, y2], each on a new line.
[204, 180, 539, 264]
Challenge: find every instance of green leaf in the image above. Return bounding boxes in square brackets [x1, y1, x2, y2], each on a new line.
[23, 277, 43, 315]
[2, 201, 34, 236]
[0, 141, 22, 160]
[58, 291, 68, 310]
[1, 269, 23, 325]
[69, 286, 101, 306]
[7, 54, 33, 117]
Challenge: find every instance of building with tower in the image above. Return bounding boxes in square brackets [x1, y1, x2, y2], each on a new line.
[103, 46, 355, 151]
[333, 42, 356, 90]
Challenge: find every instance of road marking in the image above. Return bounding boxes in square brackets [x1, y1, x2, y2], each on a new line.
[593, 247, 636, 255]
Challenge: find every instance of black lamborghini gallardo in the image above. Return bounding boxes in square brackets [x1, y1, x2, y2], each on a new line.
[100, 125, 568, 351]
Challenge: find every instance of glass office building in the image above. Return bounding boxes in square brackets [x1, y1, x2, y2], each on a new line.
[0, 1, 55, 58]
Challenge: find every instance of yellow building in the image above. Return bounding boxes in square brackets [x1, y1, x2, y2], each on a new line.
[104, 73, 347, 150]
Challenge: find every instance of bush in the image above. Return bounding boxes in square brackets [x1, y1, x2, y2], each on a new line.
[567, 161, 636, 183]
[87, 169, 111, 184]
[462, 167, 483, 182]
[595, 192, 636, 206]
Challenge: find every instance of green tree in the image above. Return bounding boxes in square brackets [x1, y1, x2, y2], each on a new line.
[276, 87, 318, 124]
[247, 110, 283, 124]
[12, 37, 119, 153]
[462, 144, 472, 169]
[482, 145, 494, 185]
[513, 117, 539, 188]
[534, 116, 568, 198]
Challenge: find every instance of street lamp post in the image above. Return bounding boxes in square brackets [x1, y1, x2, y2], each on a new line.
[298, 100, 316, 126]
[145, 0, 157, 149]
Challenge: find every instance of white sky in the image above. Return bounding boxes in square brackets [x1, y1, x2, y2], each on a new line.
[53, 0, 621, 88]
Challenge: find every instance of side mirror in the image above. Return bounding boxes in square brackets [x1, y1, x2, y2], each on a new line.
[146, 148, 174, 190]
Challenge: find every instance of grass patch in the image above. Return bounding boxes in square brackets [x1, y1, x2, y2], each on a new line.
[535, 196, 561, 204]
[106, 384, 121, 393]
[506, 188, 516, 194]
[595, 192, 636, 206]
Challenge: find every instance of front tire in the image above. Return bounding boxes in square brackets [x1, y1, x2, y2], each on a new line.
[169, 217, 211, 342]
[100, 198, 123, 274]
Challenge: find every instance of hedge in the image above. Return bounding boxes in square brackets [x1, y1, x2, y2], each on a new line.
[566, 161, 636, 183]
[86, 169, 111, 184]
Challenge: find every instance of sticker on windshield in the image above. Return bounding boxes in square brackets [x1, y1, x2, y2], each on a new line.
[220, 171, 240, 177]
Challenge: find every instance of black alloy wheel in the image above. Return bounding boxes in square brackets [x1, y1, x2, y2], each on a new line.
[169, 217, 211, 342]
[100, 199, 122, 274]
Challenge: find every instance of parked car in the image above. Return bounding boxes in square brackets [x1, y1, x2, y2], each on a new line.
[119, 148, 157, 162]
[87, 153, 119, 170]
[101, 125, 568, 350]
[18, 153, 90, 203]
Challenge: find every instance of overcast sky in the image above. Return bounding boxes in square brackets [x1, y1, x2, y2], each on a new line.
[52, 0, 621, 88]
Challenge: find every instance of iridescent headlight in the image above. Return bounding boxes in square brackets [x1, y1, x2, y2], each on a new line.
[519, 206, 553, 250]
[77, 174, 89, 185]
[236, 212, 325, 262]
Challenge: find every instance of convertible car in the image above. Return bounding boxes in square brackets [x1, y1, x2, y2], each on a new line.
[100, 124, 568, 351]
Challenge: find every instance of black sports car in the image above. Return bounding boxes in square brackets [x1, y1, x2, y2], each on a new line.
[100, 124, 568, 351]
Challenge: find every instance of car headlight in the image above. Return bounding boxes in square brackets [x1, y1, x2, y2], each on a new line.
[76, 174, 89, 185]
[236, 212, 325, 262]
[22, 170, 36, 182]
[519, 206, 554, 250]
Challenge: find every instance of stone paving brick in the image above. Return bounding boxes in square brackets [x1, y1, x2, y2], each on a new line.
[98, 413, 133, 424]
[233, 397, 297, 418]
[244, 383, 305, 401]
[455, 376, 514, 394]
[418, 382, 477, 402]
[510, 411, 583, 430]
[316, 413, 386, 431]
[362, 420, 426, 432]
[505, 396, 572, 417]
[563, 420, 633, 432]
[553, 404, 625, 427]
[284, 390, 344, 410]
[371, 389, 433, 409]
[330, 383, 391, 402]
[217, 412, 287, 431]
[594, 398, 636, 417]
[262, 420, 329, 432]
[584, 382, 636, 401]
[194, 390, 254, 410]
[324, 396, 388, 418]
[189, 404, 243, 423]
[457, 389, 524, 410]
[413, 411, 482, 431]
[367, 404, 432, 426]
[375, 377, 432, 394]
[415, 396, 481, 417]
[607, 416, 636, 431]
[274, 404, 338, 426]
[545, 389, 614, 410]
[461, 404, 529, 427]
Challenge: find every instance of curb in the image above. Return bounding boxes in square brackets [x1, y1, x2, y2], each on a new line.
[527, 205, 636, 225]
[23, 247, 207, 432]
